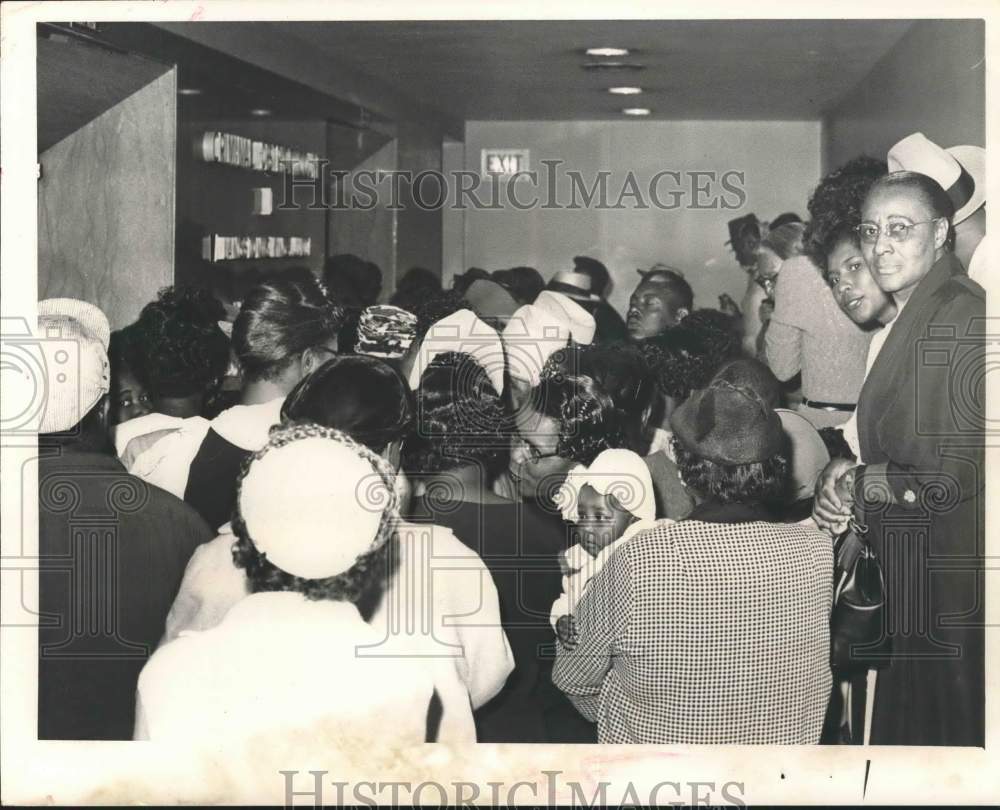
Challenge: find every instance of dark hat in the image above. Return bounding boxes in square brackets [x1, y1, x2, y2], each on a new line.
[572, 255, 611, 291]
[492, 266, 545, 304]
[711, 357, 782, 409]
[768, 212, 802, 230]
[725, 214, 760, 246]
[670, 378, 786, 465]
[725, 214, 762, 268]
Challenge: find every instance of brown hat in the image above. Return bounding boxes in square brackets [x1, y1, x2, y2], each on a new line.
[670, 378, 786, 465]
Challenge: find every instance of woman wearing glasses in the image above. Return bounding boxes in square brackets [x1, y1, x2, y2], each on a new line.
[814, 171, 985, 746]
[403, 351, 595, 742]
[509, 372, 627, 510]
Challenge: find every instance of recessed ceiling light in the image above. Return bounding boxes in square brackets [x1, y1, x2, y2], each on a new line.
[608, 86, 643, 95]
[586, 47, 630, 57]
[250, 108, 272, 117]
[622, 107, 651, 116]
[178, 88, 202, 96]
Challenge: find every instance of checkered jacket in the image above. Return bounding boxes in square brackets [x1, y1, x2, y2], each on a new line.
[552, 509, 833, 744]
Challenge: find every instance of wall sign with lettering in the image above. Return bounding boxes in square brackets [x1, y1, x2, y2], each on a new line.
[481, 148, 530, 178]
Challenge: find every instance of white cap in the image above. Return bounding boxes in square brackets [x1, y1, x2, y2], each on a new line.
[407, 308, 505, 395]
[555, 448, 656, 524]
[887, 132, 982, 223]
[533, 290, 596, 345]
[37, 298, 111, 433]
[502, 303, 571, 387]
[239, 435, 393, 579]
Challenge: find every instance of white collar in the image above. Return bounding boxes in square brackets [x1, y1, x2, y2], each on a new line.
[210, 396, 285, 450]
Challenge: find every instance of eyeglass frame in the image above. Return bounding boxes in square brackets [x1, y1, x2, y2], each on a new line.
[854, 216, 945, 245]
[513, 433, 564, 464]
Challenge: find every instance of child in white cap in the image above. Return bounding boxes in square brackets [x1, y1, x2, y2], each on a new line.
[550, 448, 661, 645]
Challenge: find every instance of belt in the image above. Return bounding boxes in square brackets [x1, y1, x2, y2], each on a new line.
[802, 398, 856, 413]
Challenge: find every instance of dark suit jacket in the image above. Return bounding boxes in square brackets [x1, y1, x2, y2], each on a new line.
[854, 251, 985, 746]
[38, 451, 213, 739]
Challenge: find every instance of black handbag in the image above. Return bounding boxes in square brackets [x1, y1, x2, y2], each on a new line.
[830, 521, 892, 672]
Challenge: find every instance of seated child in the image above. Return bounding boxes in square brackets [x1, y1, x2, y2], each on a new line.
[550, 448, 660, 646]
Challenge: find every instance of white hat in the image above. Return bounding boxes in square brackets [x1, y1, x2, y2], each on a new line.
[36, 298, 111, 433]
[533, 290, 597, 345]
[946, 144, 986, 223]
[887, 132, 982, 223]
[546, 270, 601, 302]
[407, 308, 505, 395]
[555, 448, 656, 524]
[239, 430, 395, 579]
[502, 303, 571, 387]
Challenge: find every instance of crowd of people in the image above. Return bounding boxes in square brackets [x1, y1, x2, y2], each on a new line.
[37, 131, 984, 753]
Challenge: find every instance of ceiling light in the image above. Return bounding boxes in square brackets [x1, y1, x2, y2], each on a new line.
[178, 88, 202, 96]
[622, 107, 651, 116]
[586, 47, 630, 57]
[250, 108, 272, 117]
[608, 86, 643, 95]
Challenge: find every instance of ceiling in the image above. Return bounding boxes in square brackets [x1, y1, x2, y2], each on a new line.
[270, 19, 915, 122]
[37, 31, 171, 152]
[83, 22, 373, 127]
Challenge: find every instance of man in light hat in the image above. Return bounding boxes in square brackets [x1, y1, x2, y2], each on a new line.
[35, 299, 213, 739]
[887, 132, 987, 285]
[533, 289, 597, 346]
[543, 256, 629, 344]
[626, 264, 693, 341]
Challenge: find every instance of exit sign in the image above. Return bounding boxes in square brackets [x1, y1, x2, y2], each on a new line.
[482, 149, 530, 177]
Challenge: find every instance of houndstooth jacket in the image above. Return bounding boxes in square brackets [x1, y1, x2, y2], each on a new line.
[553, 501, 834, 744]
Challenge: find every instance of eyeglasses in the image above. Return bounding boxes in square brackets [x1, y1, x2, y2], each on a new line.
[515, 436, 562, 463]
[855, 218, 942, 245]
